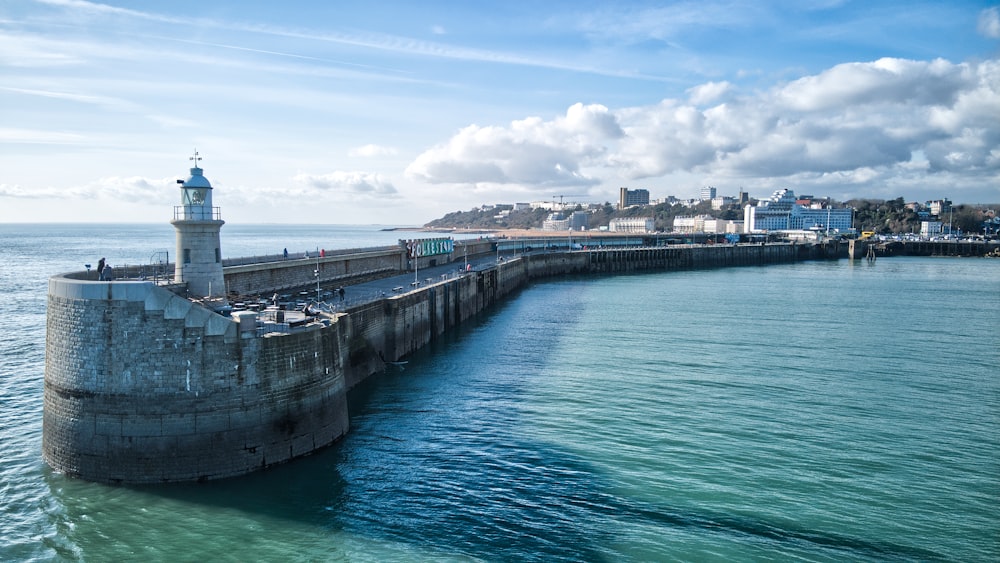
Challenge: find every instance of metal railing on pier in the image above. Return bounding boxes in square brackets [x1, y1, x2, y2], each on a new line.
[221, 245, 400, 267]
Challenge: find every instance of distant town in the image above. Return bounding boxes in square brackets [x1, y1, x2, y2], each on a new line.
[425, 187, 1000, 241]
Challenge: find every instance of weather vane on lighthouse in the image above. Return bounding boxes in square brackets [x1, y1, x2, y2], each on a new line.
[190, 149, 202, 167]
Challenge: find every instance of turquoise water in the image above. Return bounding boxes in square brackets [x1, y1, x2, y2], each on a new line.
[1, 224, 998, 561]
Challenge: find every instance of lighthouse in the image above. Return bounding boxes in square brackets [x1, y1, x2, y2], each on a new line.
[171, 150, 226, 300]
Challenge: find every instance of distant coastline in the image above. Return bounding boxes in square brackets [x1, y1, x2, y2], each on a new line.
[382, 226, 595, 238]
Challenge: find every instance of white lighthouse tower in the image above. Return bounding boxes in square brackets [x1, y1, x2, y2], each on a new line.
[171, 150, 226, 301]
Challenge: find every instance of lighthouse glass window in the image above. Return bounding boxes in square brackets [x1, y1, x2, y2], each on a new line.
[184, 188, 206, 205]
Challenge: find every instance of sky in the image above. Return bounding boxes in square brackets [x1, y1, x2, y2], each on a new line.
[1, 0, 999, 225]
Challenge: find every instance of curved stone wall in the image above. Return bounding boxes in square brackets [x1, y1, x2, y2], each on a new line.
[43, 275, 349, 483]
[42, 241, 821, 484]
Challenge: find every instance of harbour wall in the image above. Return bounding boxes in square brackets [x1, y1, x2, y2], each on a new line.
[44, 279, 350, 483]
[849, 239, 997, 259]
[44, 241, 832, 483]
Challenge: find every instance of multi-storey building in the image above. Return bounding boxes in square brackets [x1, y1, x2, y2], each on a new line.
[673, 214, 711, 233]
[619, 187, 650, 209]
[569, 211, 589, 230]
[543, 211, 589, 231]
[927, 199, 952, 217]
[744, 189, 853, 233]
[542, 213, 570, 231]
[921, 221, 944, 236]
[744, 189, 798, 232]
[674, 215, 742, 234]
[711, 196, 734, 210]
[794, 206, 853, 232]
[609, 217, 655, 233]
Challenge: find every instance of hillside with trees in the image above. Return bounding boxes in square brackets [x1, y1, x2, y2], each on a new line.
[425, 197, 997, 236]
[848, 197, 995, 235]
[424, 199, 744, 231]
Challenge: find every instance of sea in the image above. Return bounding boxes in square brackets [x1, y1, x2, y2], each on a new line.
[1, 223, 997, 562]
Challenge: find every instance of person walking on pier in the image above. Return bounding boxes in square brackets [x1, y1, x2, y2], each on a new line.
[97, 257, 106, 280]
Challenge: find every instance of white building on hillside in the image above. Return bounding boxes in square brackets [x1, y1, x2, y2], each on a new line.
[744, 189, 853, 233]
[675, 215, 742, 234]
[744, 189, 797, 232]
[704, 219, 743, 234]
[921, 221, 943, 236]
[609, 217, 655, 233]
[673, 215, 712, 233]
[711, 196, 734, 210]
[542, 213, 570, 231]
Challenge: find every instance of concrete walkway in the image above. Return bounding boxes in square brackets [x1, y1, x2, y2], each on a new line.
[315, 254, 505, 312]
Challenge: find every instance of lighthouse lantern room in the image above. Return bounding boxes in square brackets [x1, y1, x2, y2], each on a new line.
[171, 150, 226, 301]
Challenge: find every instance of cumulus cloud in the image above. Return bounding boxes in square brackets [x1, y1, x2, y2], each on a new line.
[406, 102, 623, 190]
[776, 58, 970, 112]
[406, 57, 1000, 201]
[292, 171, 398, 197]
[687, 81, 732, 106]
[619, 57, 999, 181]
[979, 7, 1000, 38]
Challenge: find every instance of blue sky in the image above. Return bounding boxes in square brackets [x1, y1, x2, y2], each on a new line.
[1, 0, 998, 224]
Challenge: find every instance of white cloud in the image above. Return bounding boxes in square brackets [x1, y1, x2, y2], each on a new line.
[292, 171, 398, 197]
[0, 175, 177, 202]
[406, 57, 1000, 202]
[77, 176, 176, 203]
[348, 144, 398, 158]
[978, 7, 1000, 38]
[687, 81, 732, 106]
[640, 58, 997, 181]
[0, 183, 33, 198]
[406, 103, 622, 191]
[776, 58, 970, 112]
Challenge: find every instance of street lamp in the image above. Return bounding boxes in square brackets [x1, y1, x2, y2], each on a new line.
[314, 258, 320, 301]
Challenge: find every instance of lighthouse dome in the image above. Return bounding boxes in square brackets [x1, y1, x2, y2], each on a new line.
[182, 167, 212, 189]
